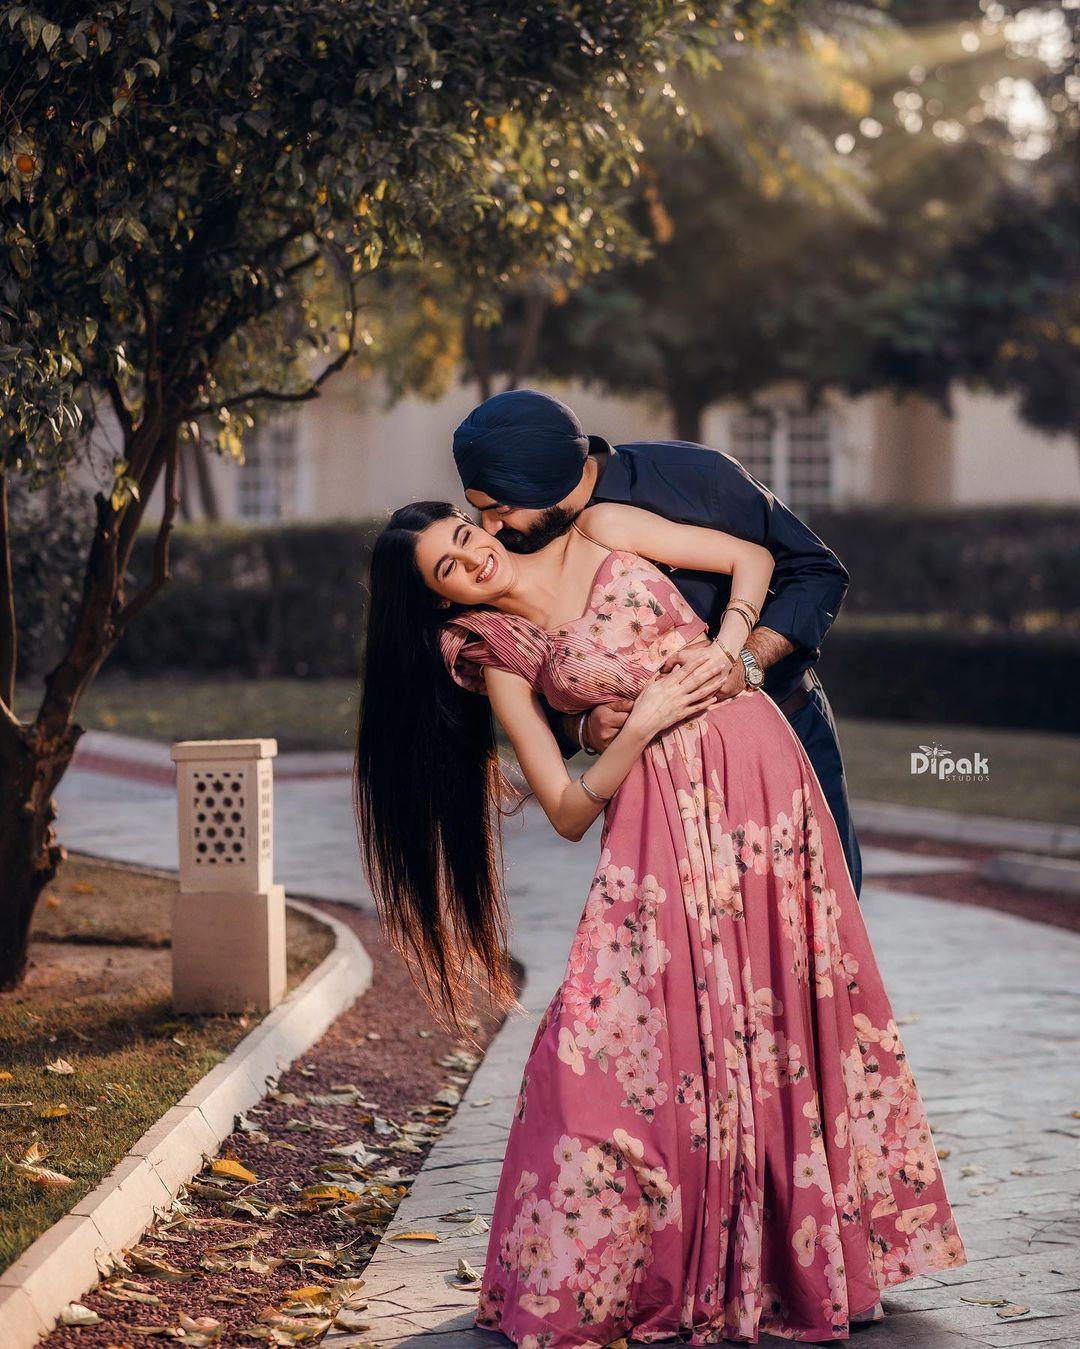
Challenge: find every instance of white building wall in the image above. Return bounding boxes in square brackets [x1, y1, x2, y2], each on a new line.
[134, 374, 1079, 524]
[948, 387, 1080, 505]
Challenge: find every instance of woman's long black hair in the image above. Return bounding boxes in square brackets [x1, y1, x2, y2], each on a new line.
[353, 501, 522, 1044]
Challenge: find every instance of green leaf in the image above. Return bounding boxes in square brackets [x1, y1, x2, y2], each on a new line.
[40, 21, 61, 51]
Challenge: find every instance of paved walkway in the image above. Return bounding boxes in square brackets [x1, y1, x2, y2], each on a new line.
[56, 737, 1080, 1347]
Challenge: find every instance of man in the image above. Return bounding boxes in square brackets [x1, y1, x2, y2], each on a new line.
[452, 388, 862, 895]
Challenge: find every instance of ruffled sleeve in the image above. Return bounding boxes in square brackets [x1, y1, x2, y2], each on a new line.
[439, 609, 550, 694]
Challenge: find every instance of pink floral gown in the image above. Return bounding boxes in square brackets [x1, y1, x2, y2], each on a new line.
[440, 550, 966, 1347]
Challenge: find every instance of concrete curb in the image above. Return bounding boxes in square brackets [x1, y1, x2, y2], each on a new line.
[852, 798, 1080, 854]
[978, 851, 1080, 896]
[0, 898, 372, 1348]
[72, 729, 351, 784]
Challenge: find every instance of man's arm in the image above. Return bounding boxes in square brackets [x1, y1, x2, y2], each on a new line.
[544, 700, 586, 759]
[709, 453, 850, 665]
[744, 625, 796, 671]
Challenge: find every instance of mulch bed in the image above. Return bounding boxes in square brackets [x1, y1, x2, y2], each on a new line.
[40, 902, 514, 1348]
[860, 831, 1080, 935]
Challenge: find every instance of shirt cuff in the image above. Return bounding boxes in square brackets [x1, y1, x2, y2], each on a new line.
[758, 597, 837, 659]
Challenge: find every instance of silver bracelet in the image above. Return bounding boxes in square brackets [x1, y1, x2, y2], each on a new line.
[577, 710, 598, 756]
[579, 772, 612, 804]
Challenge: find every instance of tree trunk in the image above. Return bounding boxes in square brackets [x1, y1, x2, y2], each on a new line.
[671, 390, 705, 444]
[0, 423, 181, 988]
[178, 440, 194, 522]
[503, 291, 547, 392]
[192, 440, 221, 520]
[465, 307, 493, 403]
[0, 721, 79, 989]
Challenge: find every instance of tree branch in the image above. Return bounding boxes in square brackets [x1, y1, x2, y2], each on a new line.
[0, 471, 17, 712]
[466, 304, 493, 402]
[193, 280, 360, 415]
[503, 289, 548, 392]
[105, 378, 134, 444]
[114, 428, 181, 632]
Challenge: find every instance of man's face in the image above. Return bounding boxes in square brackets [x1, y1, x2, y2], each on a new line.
[464, 490, 578, 554]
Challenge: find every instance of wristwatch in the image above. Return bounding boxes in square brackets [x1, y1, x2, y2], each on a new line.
[739, 647, 765, 690]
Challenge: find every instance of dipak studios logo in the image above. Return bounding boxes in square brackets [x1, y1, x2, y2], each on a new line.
[910, 741, 989, 783]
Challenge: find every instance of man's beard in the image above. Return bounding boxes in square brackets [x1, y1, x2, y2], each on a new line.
[497, 505, 581, 554]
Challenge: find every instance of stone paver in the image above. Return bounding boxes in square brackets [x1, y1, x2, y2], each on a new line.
[52, 737, 1080, 1347]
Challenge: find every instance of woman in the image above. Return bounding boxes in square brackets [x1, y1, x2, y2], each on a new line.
[354, 499, 966, 1347]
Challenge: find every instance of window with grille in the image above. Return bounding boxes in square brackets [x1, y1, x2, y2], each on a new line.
[237, 418, 299, 521]
[729, 406, 835, 512]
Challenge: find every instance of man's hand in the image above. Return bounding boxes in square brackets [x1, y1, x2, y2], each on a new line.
[583, 700, 635, 752]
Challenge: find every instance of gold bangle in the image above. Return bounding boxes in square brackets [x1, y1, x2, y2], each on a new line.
[722, 607, 754, 641]
[729, 595, 761, 620]
[714, 640, 739, 666]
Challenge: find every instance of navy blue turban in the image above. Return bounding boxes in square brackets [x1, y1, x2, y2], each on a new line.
[452, 389, 590, 509]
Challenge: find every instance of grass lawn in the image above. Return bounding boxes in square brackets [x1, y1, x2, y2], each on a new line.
[16, 673, 361, 755]
[19, 673, 1079, 825]
[838, 717, 1080, 826]
[0, 855, 335, 1271]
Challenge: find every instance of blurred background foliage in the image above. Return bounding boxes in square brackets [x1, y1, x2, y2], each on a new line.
[364, 1, 1080, 445]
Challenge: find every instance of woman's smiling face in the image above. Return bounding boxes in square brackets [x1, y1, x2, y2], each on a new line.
[413, 513, 517, 605]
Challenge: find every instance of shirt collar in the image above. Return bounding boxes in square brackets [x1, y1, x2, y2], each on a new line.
[588, 437, 629, 503]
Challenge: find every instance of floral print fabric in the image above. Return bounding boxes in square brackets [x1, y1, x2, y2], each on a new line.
[441, 551, 966, 1346]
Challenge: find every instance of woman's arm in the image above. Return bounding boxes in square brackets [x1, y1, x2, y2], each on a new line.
[484, 661, 717, 843]
[579, 502, 775, 658]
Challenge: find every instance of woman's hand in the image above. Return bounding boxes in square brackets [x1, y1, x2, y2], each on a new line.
[659, 639, 735, 700]
[625, 662, 723, 740]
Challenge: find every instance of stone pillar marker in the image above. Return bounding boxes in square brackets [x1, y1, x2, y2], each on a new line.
[170, 737, 286, 1014]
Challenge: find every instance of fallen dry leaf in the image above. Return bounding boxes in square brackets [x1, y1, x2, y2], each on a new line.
[390, 1230, 440, 1242]
[127, 1251, 198, 1281]
[40, 1103, 71, 1119]
[299, 1183, 361, 1206]
[11, 1159, 75, 1189]
[282, 1286, 328, 1304]
[210, 1155, 258, 1184]
[45, 1057, 75, 1075]
[59, 1302, 101, 1326]
[996, 1304, 1031, 1319]
[279, 1247, 336, 1267]
[0, 1071, 12, 1081]
[257, 1307, 333, 1340]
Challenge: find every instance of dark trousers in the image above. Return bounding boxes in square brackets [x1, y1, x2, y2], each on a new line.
[781, 673, 863, 899]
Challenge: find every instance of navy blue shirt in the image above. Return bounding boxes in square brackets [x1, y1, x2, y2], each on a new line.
[589, 439, 849, 702]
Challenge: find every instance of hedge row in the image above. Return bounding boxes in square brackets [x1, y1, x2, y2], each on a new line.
[15, 508, 1080, 730]
[110, 520, 383, 679]
[816, 627, 1079, 733]
[806, 505, 1079, 624]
